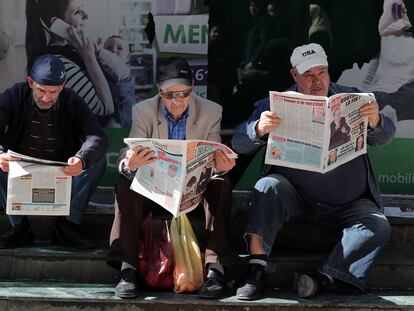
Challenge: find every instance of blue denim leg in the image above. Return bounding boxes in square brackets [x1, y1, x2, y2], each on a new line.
[67, 155, 107, 224]
[315, 198, 391, 290]
[245, 173, 306, 254]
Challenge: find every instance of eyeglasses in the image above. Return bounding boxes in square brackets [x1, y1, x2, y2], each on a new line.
[159, 89, 192, 100]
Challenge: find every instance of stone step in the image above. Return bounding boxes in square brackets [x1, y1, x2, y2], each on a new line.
[1, 246, 413, 290]
[1, 217, 414, 262]
[263, 248, 414, 290]
[0, 246, 117, 284]
[1, 212, 413, 253]
[0, 281, 413, 311]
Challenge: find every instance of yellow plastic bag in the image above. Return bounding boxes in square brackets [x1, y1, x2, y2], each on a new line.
[170, 214, 204, 293]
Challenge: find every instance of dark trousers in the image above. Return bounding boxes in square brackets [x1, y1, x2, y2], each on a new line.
[107, 174, 232, 270]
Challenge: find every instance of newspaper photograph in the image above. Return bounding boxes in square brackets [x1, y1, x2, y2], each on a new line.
[125, 138, 237, 216]
[6, 156, 72, 216]
[265, 91, 373, 173]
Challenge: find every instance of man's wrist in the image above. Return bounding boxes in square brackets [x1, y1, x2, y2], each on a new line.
[119, 159, 137, 180]
[254, 123, 263, 138]
[368, 114, 383, 132]
[74, 155, 86, 170]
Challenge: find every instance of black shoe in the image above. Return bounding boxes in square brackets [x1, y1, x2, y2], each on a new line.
[115, 268, 138, 298]
[295, 271, 362, 298]
[236, 264, 266, 300]
[54, 217, 94, 249]
[296, 272, 330, 298]
[0, 220, 34, 249]
[199, 269, 227, 299]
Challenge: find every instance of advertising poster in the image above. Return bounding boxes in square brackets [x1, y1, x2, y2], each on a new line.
[336, 0, 414, 193]
[211, 0, 413, 196]
[0, 0, 209, 186]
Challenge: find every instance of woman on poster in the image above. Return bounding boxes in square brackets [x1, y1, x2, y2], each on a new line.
[25, 0, 114, 124]
[369, 0, 414, 136]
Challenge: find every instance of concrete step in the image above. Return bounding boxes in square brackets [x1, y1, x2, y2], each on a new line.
[1, 245, 413, 290]
[1, 214, 413, 256]
[2, 191, 414, 251]
[263, 248, 414, 290]
[0, 281, 413, 311]
[0, 246, 117, 284]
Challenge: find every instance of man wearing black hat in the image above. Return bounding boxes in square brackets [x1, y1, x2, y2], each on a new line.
[0, 54, 108, 249]
[107, 57, 235, 299]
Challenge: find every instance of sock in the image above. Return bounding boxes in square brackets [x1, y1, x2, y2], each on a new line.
[121, 262, 136, 271]
[207, 263, 224, 276]
[248, 254, 268, 268]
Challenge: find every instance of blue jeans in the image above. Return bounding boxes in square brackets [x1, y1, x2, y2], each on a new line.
[246, 173, 391, 290]
[0, 156, 106, 226]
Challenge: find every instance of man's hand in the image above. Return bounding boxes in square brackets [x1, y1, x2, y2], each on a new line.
[61, 156, 83, 176]
[214, 150, 236, 172]
[0, 153, 21, 172]
[124, 146, 157, 171]
[255, 111, 281, 138]
[359, 101, 380, 129]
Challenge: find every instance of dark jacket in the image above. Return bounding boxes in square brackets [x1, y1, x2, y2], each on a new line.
[0, 82, 108, 168]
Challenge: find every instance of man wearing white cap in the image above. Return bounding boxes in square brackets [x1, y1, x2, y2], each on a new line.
[232, 43, 396, 299]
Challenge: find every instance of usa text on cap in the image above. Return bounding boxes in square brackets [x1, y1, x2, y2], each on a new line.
[290, 43, 328, 75]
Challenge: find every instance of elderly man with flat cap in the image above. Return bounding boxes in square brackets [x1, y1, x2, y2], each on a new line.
[232, 43, 396, 300]
[0, 54, 108, 249]
[107, 57, 235, 299]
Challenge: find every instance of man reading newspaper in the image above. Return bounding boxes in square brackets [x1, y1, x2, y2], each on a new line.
[0, 54, 108, 249]
[107, 57, 235, 299]
[232, 43, 395, 300]
[264, 90, 376, 173]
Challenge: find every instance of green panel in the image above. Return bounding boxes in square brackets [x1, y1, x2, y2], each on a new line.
[369, 138, 414, 195]
[100, 128, 130, 187]
[235, 148, 265, 190]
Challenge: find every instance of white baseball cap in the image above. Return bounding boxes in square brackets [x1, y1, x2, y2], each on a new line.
[290, 43, 328, 74]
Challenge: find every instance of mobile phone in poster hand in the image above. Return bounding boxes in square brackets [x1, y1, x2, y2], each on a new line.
[50, 18, 84, 42]
[50, 18, 72, 41]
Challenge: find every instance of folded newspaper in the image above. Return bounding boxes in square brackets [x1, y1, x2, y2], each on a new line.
[265, 91, 374, 173]
[124, 138, 238, 217]
[6, 150, 71, 216]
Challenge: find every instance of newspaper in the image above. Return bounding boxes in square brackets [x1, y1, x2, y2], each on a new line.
[265, 91, 374, 173]
[125, 138, 238, 217]
[6, 151, 71, 216]
[7, 150, 68, 166]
